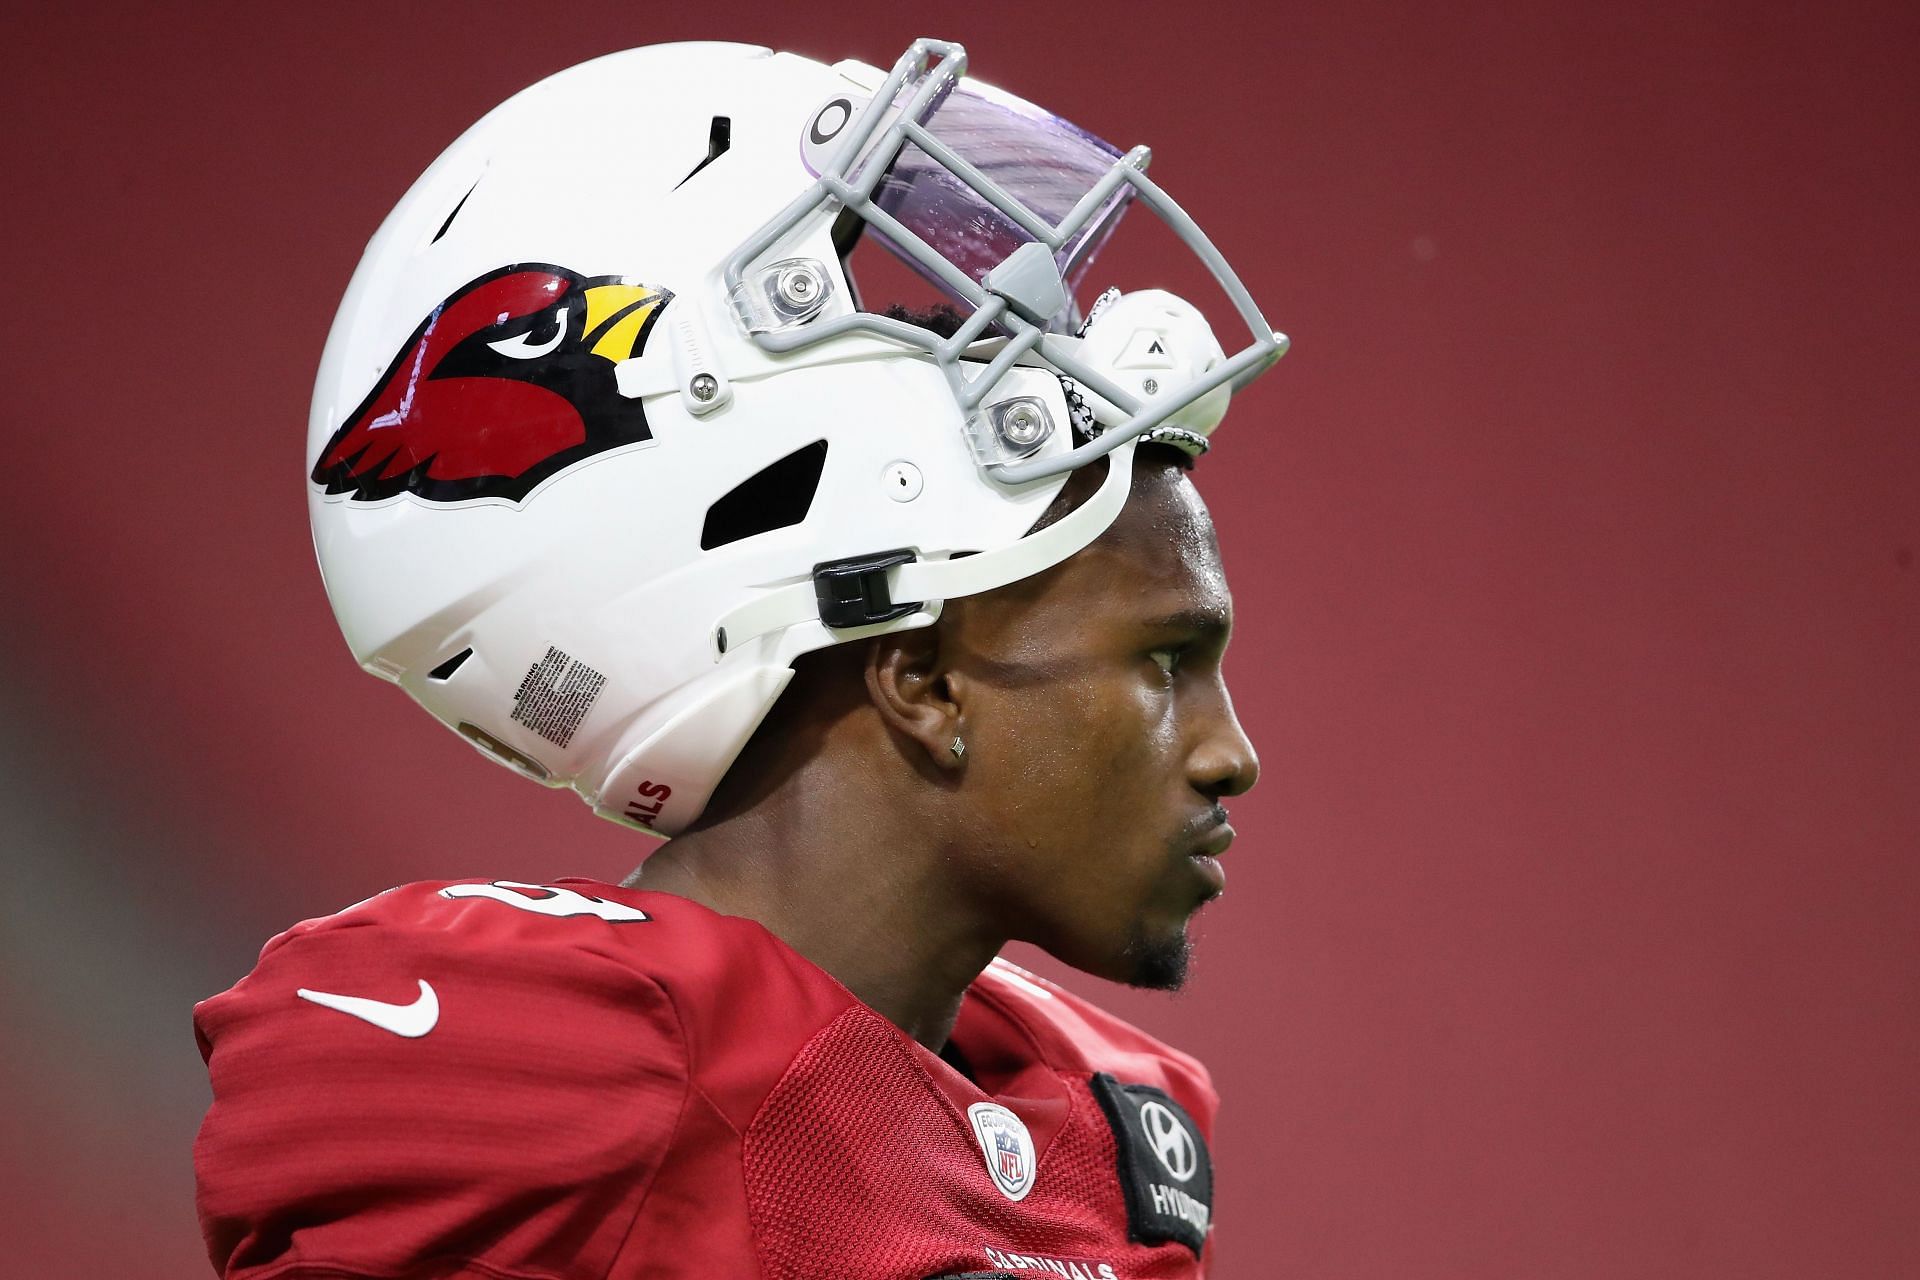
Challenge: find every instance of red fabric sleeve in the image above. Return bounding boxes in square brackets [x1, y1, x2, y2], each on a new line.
[193, 883, 686, 1280]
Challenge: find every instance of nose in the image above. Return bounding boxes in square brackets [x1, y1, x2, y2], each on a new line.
[1188, 678, 1259, 800]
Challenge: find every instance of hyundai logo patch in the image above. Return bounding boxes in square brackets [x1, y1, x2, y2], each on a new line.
[1089, 1073, 1214, 1254]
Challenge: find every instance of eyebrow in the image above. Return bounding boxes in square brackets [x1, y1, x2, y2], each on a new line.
[1140, 606, 1232, 641]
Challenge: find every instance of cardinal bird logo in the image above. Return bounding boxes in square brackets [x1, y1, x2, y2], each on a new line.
[311, 264, 673, 504]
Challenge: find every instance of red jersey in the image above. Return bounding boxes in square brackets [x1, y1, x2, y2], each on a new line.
[194, 879, 1220, 1279]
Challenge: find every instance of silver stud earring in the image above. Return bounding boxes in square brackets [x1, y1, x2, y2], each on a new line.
[949, 736, 966, 761]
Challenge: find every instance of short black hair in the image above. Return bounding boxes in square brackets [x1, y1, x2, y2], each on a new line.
[881, 303, 970, 338]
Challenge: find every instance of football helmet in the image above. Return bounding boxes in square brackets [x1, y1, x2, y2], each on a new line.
[308, 38, 1286, 836]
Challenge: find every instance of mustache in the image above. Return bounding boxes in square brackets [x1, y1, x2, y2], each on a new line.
[1173, 803, 1231, 851]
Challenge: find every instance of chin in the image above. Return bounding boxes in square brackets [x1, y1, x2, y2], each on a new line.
[1119, 928, 1193, 992]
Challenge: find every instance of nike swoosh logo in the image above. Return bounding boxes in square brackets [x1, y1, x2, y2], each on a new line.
[296, 979, 439, 1038]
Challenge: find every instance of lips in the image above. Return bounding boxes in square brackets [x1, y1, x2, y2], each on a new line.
[1183, 815, 1233, 895]
[1189, 850, 1227, 895]
[1191, 823, 1234, 859]
[1177, 804, 1234, 857]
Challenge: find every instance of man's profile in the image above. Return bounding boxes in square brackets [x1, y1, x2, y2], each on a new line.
[196, 36, 1286, 1278]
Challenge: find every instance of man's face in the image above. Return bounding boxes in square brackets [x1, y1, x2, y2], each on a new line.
[942, 453, 1259, 989]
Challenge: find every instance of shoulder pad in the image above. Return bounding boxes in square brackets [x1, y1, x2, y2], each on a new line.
[194, 879, 685, 1277]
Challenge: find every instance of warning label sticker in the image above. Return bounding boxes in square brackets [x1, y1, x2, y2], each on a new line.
[510, 646, 607, 749]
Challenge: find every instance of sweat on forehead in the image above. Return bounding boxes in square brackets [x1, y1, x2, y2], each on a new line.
[963, 449, 1227, 637]
[1027, 442, 1197, 537]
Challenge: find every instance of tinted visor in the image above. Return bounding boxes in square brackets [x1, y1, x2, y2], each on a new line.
[806, 74, 1136, 329]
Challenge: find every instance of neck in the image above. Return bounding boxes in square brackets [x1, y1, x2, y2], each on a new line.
[624, 748, 996, 1050]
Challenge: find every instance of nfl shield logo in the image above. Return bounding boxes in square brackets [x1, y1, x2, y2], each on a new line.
[967, 1102, 1036, 1201]
[996, 1131, 1024, 1182]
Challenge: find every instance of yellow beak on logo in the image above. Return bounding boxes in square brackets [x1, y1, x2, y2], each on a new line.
[582, 283, 667, 362]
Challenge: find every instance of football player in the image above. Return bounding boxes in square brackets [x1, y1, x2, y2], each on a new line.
[196, 37, 1287, 1279]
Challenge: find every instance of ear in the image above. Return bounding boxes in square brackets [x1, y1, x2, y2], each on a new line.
[864, 625, 965, 771]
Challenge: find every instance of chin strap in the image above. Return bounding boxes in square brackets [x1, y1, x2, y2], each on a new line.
[712, 438, 1139, 657]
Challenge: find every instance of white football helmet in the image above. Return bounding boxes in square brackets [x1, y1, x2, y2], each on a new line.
[308, 37, 1286, 837]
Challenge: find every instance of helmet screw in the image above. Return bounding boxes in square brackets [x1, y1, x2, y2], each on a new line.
[776, 265, 820, 307]
[1142, 377, 1160, 395]
[1002, 403, 1046, 446]
[689, 373, 718, 403]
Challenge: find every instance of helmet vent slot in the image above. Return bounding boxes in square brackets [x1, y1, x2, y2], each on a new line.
[430, 179, 480, 245]
[700, 441, 828, 551]
[674, 115, 732, 191]
[427, 647, 474, 681]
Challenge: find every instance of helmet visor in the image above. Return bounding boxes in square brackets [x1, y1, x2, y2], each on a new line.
[805, 71, 1135, 330]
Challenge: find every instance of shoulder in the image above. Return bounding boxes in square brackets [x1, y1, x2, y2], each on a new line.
[192, 879, 726, 1277]
[966, 957, 1219, 1130]
[196, 877, 800, 1047]
[195, 878, 700, 1078]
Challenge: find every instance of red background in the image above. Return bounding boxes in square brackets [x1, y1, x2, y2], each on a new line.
[4, 2, 1915, 1275]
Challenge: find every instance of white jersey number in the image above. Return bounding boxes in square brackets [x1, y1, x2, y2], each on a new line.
[438, 880, 650, 922]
